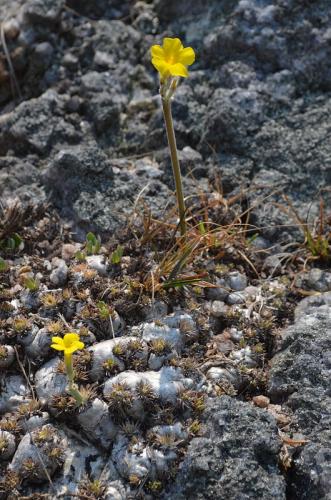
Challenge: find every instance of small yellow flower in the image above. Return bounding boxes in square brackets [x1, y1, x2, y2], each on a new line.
[51, 333, 84, 355]
[151, 37, 195, 79]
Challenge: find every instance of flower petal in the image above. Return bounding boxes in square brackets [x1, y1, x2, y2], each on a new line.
[169, 63, 189, 78]
[151, 45, 164, 59]
[51, 343, 65, 351]
[64, 341, 85, 354]
[152, 57, 171, 77]
[163, 38, 183, 59]
[51, 336, 64, 345]
[179, 47, 195, 66]
[63, 333, 80, 348]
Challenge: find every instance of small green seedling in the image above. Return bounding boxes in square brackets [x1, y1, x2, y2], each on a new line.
[24, 277, 39, 292]
[0, 233, 23, 252]
[110, 245, 124, 264]
[96, 300, 111, 320]
[0, 257, 8, 272]
[85, 232, 101, 255]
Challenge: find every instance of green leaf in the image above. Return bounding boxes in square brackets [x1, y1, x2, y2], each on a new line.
[198, 221, 206, 235]
[74, 250, 86, 261]
[111, 245, 124, 265]
[86, 232, 101, 255]
[96, 300, 110, 319]
[0, 257, 8, 272]
[24, 277, 39, 292]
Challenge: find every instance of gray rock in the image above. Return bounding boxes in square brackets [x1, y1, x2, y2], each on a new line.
[226, 292, 245, 305]
[228, 271, 247, 291]
[50, 259, 68, 286]
[9, 424, 64, 483]
[0, 157, 43, 204]
[22, 0, 63, 27]
[164, 396, 285, 499]
[210, 300, 229, 318]
[205, 277, 229, 301]
[0, 374, 31, 415]
[34, 357, 67, 404]
[143, 300, 168, 321]
[21, 412, 50, 432]
[296, 268, 331, 293]
[0, 90, 81, 156]
[25, 327, 55, 359]
[0, 430, 16, 460]
[0, 345, 15, 369]
[269, 293, 331, 499]
[77, 398, 118, 449]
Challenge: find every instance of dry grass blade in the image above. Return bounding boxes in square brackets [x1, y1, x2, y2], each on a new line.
[0, 202, 24, 240]
[0, 19, 22, 100]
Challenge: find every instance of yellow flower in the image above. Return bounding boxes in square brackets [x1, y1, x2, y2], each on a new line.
[51, 333, 85, 355]
[151, 37, 195, 79]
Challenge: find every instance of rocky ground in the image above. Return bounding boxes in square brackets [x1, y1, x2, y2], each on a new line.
[0, 0, 330, 498]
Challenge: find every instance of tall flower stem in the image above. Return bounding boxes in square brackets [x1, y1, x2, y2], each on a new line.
[162, 97, 187, 236]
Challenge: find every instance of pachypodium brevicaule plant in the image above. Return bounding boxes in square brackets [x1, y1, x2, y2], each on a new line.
[151, 38, 195, 236]
[51, 333, 85, 405]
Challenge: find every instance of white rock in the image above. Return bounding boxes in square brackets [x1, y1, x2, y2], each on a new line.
[52, 435, 117, 495]
[77, 398, 118, 449]
[141, 322, 183, 352]
[230, 347, 258, 367]
[88, 337, 147, 381]
[34, 358, 67, 404]
[86, 255, 108, 276]
[149, 422, 188, 441]
[229, 328, 244, 342]
[148, 352, 176, 371]
[206, 367, 242, 388]
[112, 434, 177, 481]
[104, 366, 193, 413]
[104, 482, 127, 500]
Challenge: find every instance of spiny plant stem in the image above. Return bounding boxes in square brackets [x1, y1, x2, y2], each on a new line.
[65, 353, 84, 406]
[162, 97, 187, 236]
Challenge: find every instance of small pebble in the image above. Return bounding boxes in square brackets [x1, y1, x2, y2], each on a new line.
[86, 255, 108, 276]
[61, 243, 81, 260]
[50, 259, 68, 286]
[253, 395, 270, 408]
[227, 292, 245, 305]
[228, 271, 247, 291]
[3, 18, 20, 40]
[210, 300, 229, 318]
